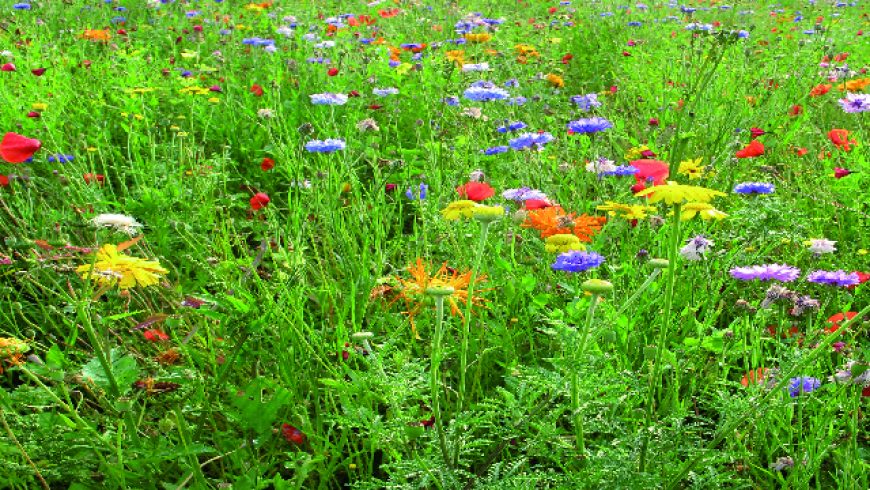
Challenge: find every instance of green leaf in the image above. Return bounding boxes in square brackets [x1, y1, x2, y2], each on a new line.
[230, 379, 291, 435]
[81, 349, 139, 396]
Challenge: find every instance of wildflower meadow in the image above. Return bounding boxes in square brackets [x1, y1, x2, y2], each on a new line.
[1, 0, 869, 488]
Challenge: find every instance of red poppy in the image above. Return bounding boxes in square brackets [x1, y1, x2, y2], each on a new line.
[456, 181, 494, 201]
[825, 312, 857, 333]
[766, 324, 800, 339]
[833, 167, 852, 179]
[741, 367, 770, 387]
[1, 63, 15, 72]
[143, 329, 169, 342]
[281, 424, 306, 444]
[327, 67, 338, 76]
[789, 104, 803, 116]
[250, 192, 270, 210]
[368, 104, 383, 110]
[379, 8, 400, 18]
[83, 173, 105, 185]
[795, 147, 808, 156]
[250, 84, 264, 96]
[0, 175, 9, 187]
[561, 53, 573, 64]
[631, 182, 647, 195]
[260, 157, 275, 171]
[735, 139, 764, 158]
[0, 132, 41, 163]
[348, 15, 375, 27]
[524, 199, 553, 210]
[630, 159, 669, 185]
[26, 111, 40, 118]
[847, 271, 869, 290]
[828, 129, 855, 151]
[648, 118, 659, 126]
[810, 84, 831, 97]
[749, 127, 766, 139]
[31, 67, 46, 76]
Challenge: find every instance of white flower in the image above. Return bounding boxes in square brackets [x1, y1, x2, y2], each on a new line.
[276, 26, 294, 37]
[461, 63, 490, 72]
[92, 214, 143, 235]
[257, 108, 275, 119]
[356, 118, 380, 132]
[807, 238, 836, 255]
[679, 235, 714, 261]
[585, 157, 616, 174]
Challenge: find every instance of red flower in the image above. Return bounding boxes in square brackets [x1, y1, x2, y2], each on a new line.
[810, 84, 831, 97]
[749, 127, 766, 140]
[348, 15, 376, 27]
[456, 181, 494, 201]
[795, 147, 808, 156]
[379, 8, 400, 18]
[828, 129, 855, 151]
[648, 118, 659, 126]
[630, 159, 669, 185]
[31, 67, 46, 76]
[0, 175, 9, 187]
[789, 104, 803, 116]
[26, 111, 40, 118]
[347, 90, 360, 97]
[735, 139, 764, 158]
[825, 312, 857, 333]
[385, 183, 397, 193]
[630, 182, 647, 195]
[250, 84, 264, 96]
[561, 53, 573, 64]
[368, 104, 383, 110]
[83, 173, 105, 185]
[1, 63, 15, 72]
[281, 424, 306, 444]
[260, 157, 275, 171]
[143, 329, 170, 342]
[1, 132, 41, 163]
[833, 167, 852, 179]
[524, 199, 553, 210]
[250, 192, 270, 210]
[741, 368, 770, 387]
[327, 67, 339, 76]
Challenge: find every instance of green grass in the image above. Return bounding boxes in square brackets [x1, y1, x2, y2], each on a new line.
[0, 0, 867, 488]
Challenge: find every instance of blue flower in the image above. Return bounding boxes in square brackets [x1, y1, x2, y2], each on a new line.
[443, 96, 460, 106]
[567, 117, 613, 134]
[482, 146, 509, 155]
[806, 270, 860, 287]
[48, 154, 74, 163]
[463, 82, 509, 102]
[788, 377, 821, 397]
[571, 93, 602, 111]
[507, 96, 527, 106]
[509, 132, 554, 151]
[552, 251, 605, 273]
[242, 37, 274, 46]
[373, 87, 399, 97]
[13, 3, 32, 10]
[733, 182, 775, 194]
[309, 93, 348, 105]
[305, 139, 346, 153]
[405, 183, 428, 200]
[600, 165, 638, 177]
[497, 121, 527, 133]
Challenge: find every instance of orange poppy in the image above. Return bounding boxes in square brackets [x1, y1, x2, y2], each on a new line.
[81, 29, 111, 42]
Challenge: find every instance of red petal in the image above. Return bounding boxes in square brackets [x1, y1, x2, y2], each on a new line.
[1, 132, 42, 163]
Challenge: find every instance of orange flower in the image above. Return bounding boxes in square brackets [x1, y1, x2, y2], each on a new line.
[837, 78, 870, 92]
[81, 29, 111, 42]
[522, 207, 606, 242]
[828, 129, 856, 151]
[571, 214, 607, 242]
[464, 33, 492, 43]
[546, 73, 565, 88]
[809, 83, 831, 97]
[390, 259, 486, 339]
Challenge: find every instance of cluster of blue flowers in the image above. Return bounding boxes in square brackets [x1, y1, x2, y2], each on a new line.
[463, 82, 510, 102]
[567, 117, 613, 134]
[733, 182, 775, 194]
[509, 132, 554, 151]
[497, 121, 527, 133]
[570, 94, 601, 111]
[551, 251, 606, 273]
[309, 93, 348, 105]
[305, 139, 346, 153]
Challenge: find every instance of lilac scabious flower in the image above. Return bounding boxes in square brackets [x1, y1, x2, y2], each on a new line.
[838, 93, 870, 113]
[497, 121, 527, 133]
[482, 146, 509, 155]
[502, 187, 548, 201]
[463, 83, 510, 102]
[509, 132, 554, 151]
[305, 139, 346, 153]
[373, 87, 399, 97]
[806, 270, 860, 287]
[570, 93, 602, 111]
[309, 93, 348, 105]
[733, 182, 775, 194]
[730, 264, 801, 282]
[788, 376, 821, 397]
[567, 117, 613, 134]
[552, 250, 605, 273]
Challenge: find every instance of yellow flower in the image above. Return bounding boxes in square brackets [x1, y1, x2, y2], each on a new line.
[31, 103, 48, 111]
[0, 337, 29, 375]
[441, 200, 478, 220]
[677, 202, 728, 221]
[76, 244, 168, 289]
[470, 205, 505, 223]
[180, 86, 210, 96]
[126, 87, 156, 95]
[635, 182, 726, 205]
[624, 145, 650, 160]
[546, 73, 565, 88]
[678, 158, 704, 179]
[180, 50, 198, 59]
[446, 50, 465, 65]
[545, 234, 585, 254]
[596, 201, 655, 220]
[208, 97, 220, 104]
[396, 63, 413, 76]
[464, 33, 492, 43]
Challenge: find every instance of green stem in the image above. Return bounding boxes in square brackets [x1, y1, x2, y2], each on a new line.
[666, 303, 870, 488]
[572, 293, 600, 456]
[616, 268, 662, 317]
[430, 295, 452, 468]
[640, 204, 682, 472]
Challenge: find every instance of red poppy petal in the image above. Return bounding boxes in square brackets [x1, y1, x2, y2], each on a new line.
[1, 132, 42, 163]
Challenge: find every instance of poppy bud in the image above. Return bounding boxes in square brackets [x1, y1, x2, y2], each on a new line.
[833, 167, 852, 179]
[648, 118, 659, 126]
[31, 67, 46, 76]
[348, 90, 360, 97]
[0, 175, 9, 187]
[260, 157, 275, 171]
[1, 63, 16, 72]
[281, 424, 306, 445]
[250, 84, 264, 96]
[250, 192, 270, 210]
[327, 67, 339, 76]
[26, 111, 40, 118]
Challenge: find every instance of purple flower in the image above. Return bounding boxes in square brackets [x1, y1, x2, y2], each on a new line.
[463, 83, 510, 102]
[502, 187, 548, 201]
[405, 183, 428, 200]
[838, 93, 870, 113]
[734, 182, 775, 194]
[806, 270, 860, 287]
[309, 93, 348, 105]
[497, 121, 527, 133]
[600, 165, 639, 177]
[729, 264, 801, 282]
[788, 376, 821, 398]
[304, 139, 346, 153]
[567, 117, 612, 134]
[509, 132, 554, 151]
[552, 250, 605, 273]
[570, 94, 602, 111]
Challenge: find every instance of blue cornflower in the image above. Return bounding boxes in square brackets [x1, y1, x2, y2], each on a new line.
[497, 121, 527, 133]
[373, 87, 399, 97]
[567, 117, 613, 134]
[305, 139, 346, 153]
[509, 132, 554, 151]
[552, 250, 605, 273]
[503, 78, 520, 88]
[788, 377, 821, 397]
[463, 82, 509, 102]
[507, 96, 528, 106]
[443, 96, 460, 106]
[600, 165, 639, 177]
[400, 43, 424, 50]
[13, 3, 32, 9]
[48, 154, 74, 163]
[733, 182, 775, 195]
[570, 93, 602, 111]
[242, 37, 274, 46]
[482, 146, 509, 155]
[405, 183, 428, 200]
[309, 93, 348, 105]
[806, 270, 860, 287]
[388, 60, 401, 68]
[628, 21, 642, 27]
